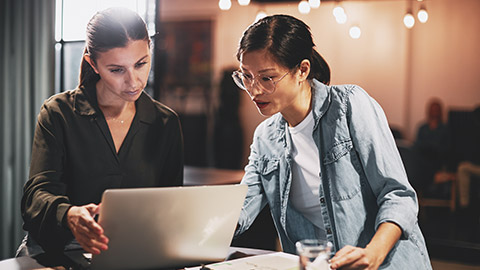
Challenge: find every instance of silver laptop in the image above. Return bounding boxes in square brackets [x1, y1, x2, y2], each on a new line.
[90, 184, 248, 270]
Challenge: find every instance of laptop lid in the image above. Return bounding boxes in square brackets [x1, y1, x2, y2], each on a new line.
[91, 184, 248, 270]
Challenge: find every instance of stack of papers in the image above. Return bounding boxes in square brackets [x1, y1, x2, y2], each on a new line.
[186, 252, 299, 270]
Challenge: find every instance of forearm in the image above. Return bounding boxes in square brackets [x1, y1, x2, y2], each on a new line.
[22, 175, 73, 251]
[365, 222, 402, 266]
[236, 166, 268, 235]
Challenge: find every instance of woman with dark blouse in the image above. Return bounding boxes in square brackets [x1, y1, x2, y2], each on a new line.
[17, 7, 183, 256]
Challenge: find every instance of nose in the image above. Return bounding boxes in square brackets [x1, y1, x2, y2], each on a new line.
[125, 68, 140, 89]
[247, 80, 263, 98]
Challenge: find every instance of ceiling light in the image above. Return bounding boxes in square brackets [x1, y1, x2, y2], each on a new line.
[333, 6, 344, 17]
[255, 10, 267, 22]
[238, 0, 250, 6]
[333, 5, 347, 24]
[219, 0, 231, 11]
[403, 11, 415, 29]
[309, 0, 321, 9]
[417, 5, 428, 23]
[298, 1, 311, 14]
[349, 26, 361, 39]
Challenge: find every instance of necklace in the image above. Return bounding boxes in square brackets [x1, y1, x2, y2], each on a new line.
[101, 102, 135, 125]
[105, 117, 126, 124]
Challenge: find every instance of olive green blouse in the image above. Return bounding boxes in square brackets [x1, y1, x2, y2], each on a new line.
[21, 84, 184, 252]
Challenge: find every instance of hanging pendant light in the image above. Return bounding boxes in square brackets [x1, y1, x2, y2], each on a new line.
[403, 9, 415, 29]
[298, 0, 311, 14]
[333, 3, 347, 24]
[349, 25, 361, 39]
[219, 0, 231, 11]
[309, 0, 321, 9]
[238, 0, 250, 6]
[417, 4, 428, 23]
[255, 9, 267, 22]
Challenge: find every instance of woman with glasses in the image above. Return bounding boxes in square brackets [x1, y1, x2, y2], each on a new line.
[18, 8, 183, 256]
[233, 15, 431, 270]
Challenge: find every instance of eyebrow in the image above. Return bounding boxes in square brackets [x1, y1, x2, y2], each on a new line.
[241, 67, 277, 73]
[106, 55, 149, 68]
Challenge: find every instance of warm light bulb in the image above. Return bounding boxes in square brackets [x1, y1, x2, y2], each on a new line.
[309, 0, 320, 9]
[238, 0, 250, 6]
[333, 6, 347, 24]
[417, 8, 428, 23]
[219, 0, 231, 11]
[298, 1, 311, 14]
[335, 12, 347, 24]
[333, 6, 345, 18]
[255, 10, 267, 22]
[403, 13, 415, 28]
[349, 26, 361, 39]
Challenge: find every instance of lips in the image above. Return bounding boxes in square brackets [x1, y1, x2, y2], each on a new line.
[254, 100, 269, 109]
[126, 89, 141, 96]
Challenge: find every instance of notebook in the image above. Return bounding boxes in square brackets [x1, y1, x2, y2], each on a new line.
[90, 184, 248, 270]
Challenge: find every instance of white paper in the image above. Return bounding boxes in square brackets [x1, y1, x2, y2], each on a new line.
[185, 252, 299, 270]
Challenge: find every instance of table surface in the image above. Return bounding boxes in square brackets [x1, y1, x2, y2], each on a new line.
[0, 247, 274, 270]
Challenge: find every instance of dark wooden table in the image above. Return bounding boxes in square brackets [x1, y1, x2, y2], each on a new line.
[0, 247, 274, 270]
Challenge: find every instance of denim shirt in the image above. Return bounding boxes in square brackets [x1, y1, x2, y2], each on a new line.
[236, 80, 432, 269]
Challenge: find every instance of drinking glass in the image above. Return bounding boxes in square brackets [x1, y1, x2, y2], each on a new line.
[296, 239, 333, 270]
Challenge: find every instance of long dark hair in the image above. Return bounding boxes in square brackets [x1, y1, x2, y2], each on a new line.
[236, 14, 330, 85]
[78, 7, 150, 87]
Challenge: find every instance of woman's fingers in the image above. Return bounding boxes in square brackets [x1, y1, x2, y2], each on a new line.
[331, 245, 355, 261]
[330, 247, 369, 270]
[79, 216, 108, 244]
[76, 225, 108, 254]
[85, 203, 101, 215]
[67, 205, 109, 253]
[82, 213, 104, 235]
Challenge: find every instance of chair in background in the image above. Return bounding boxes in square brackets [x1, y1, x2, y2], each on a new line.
[397, 143, 456, 212]
[419, 171, 457, 212]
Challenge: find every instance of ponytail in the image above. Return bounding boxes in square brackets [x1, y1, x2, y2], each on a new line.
[309, 49, 330, 85]
[78, 48, 100, 87]
[77, 7, 150, 88]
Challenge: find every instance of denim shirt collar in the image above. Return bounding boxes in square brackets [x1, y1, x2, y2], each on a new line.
[271, 79, 331, 237]
[275, 79, 331, 135]
[310, 79, 331, 131]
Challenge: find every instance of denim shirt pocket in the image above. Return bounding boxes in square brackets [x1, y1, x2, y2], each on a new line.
[323, 139, 362, 201]
[255, 157, 280, 178]
[323, 139, 353, 165]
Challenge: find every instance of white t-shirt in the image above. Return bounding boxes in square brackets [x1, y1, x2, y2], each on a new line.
[287, 110, 325, 232]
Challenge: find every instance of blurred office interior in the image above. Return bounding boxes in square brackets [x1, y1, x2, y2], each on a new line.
[1, 0, 479, 268]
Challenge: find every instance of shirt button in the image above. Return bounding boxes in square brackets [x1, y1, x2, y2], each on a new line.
[320, 197, 325, 203]
[327, 228, 332, 234]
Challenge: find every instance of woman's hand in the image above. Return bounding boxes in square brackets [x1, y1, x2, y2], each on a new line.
[329, 222, 402, 270]
[329, 245, 381, 270]
[66, 203, 109, 255]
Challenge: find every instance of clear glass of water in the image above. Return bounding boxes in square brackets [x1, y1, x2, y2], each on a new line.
[296, 239, 333, 270]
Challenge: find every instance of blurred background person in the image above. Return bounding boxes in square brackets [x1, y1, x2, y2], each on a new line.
[412, 98, 449, 197]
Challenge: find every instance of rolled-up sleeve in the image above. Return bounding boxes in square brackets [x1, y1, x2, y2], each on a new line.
[235, 128, 268, 237]
[346, 86, 418, 239]
[21, 104, 73, 252]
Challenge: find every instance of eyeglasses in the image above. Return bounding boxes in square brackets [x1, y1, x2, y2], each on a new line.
[231, 70, 290, 95]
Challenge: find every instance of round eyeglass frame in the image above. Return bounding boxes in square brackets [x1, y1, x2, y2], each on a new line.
[231, 70, 290, 95]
